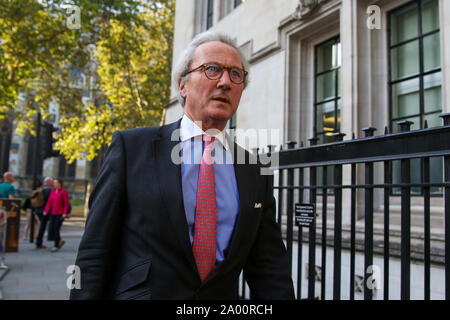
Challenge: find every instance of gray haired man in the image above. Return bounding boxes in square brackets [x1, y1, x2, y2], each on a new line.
[71, 31, 294, 300]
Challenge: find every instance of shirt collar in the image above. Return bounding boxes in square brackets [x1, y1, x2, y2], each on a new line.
[180, 114, 230, 151]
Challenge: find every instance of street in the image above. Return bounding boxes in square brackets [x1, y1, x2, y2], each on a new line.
[0, 217, 85, 300]
[0, 215, 446, 300]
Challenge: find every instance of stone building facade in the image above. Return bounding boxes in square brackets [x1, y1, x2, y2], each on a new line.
[167, 0, 449, 142]
[165, 0, 449, 226]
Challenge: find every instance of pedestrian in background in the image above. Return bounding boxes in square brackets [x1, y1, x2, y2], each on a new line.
[44, 178, 70, 252]
[22, 197, 39, 241]
[0, 171, 16, 199]
[34, 177, 54, 249]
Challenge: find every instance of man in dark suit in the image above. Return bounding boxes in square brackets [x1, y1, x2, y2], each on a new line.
[70, 31, 294, 300]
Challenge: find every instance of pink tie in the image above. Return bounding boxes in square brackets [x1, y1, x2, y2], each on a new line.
[193, 135, 217, 282]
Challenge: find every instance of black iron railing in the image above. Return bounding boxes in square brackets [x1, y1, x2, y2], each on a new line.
[239, 113, 450, 300]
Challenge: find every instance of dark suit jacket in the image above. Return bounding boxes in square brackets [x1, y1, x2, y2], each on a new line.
[70, 119, 294, 300]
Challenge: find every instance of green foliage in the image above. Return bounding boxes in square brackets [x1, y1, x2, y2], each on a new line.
[0, 0, 175, 163]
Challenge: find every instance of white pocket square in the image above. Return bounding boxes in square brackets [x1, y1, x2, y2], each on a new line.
[254, 203, 262, 209]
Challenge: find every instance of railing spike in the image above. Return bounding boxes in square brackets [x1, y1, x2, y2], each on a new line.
[332, 132, 346, 142]
[308, 137, 319, 146]
[396, 120, 414, 132]
[286, 141, 297, 149]
[362, 127, 377, 137]
[439, 113, 450, 126]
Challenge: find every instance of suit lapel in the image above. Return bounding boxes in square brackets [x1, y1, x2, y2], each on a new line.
[153, 119, 197, 273]
[226, 144, 258, 260]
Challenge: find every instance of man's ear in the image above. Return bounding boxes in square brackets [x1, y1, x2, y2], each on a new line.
[179, 79, 187, 99]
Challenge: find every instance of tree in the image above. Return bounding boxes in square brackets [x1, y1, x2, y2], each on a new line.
[56, 1, 174, 162]
[0, 0, 78, 135]
[0, 0, 174, 162]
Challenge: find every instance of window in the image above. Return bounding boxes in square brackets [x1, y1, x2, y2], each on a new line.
[206, 0, 214, 30]
[58, 156, 76, 179]
[0, 123, 12, 174]
[234, 0, 245, 7]
[314, 36, 341, 144]
[314, 36, 341, 192]
[70, 66, 85, 88]
[388, 0, 442, 195]
[389, 0, 441, 131]
[220, 0, 245, 20]
[26, 135, 43, 177]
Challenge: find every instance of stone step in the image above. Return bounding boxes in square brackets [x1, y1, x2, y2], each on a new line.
[280, 215, 445, 264]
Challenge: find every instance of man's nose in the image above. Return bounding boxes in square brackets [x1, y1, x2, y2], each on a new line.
[217, 69, 232, 89]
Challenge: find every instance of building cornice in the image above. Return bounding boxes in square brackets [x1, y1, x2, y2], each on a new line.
[245, 0, 338, 64]
[293, 0, 332, 20]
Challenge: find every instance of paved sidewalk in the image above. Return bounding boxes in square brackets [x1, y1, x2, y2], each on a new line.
[0, 216, 85, 300]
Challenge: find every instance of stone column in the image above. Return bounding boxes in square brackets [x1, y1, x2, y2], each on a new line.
[440, 0, 450, 113]
[213, 0, 221, 26]
[339, 0, 359, 225]
[340, 0, 358, 137]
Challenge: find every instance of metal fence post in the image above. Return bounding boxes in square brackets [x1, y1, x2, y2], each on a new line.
[277, 145, 284, 226]
[440, 113, 450, 300]
[308, 137, 318, 299]
[286, 141, 297, 276]
[362, 128, 376, 300]
[332, 132, 345, 300]
[397, 120, 413, 300]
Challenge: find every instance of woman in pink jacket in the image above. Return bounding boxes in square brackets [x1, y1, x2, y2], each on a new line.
[44, 178, 70, 252]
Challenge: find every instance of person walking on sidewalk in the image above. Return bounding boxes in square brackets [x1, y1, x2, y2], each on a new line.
[22, 197, 39, 241]
[0, 171, 16, 199]
[35, 177, 54, 249]
[44, 178, 69, 252]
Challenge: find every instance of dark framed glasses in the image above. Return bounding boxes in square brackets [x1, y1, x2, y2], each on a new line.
[184, 62, 248, 84]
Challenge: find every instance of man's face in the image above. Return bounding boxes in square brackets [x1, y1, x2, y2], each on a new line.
[46, 179, 54, 187]
[179, 41, 245, 131]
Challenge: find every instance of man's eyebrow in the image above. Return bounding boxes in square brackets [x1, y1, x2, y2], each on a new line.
[203, 61, 244, 69]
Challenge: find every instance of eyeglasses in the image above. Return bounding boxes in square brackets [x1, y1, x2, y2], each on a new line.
[184, 62, 248, 84]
